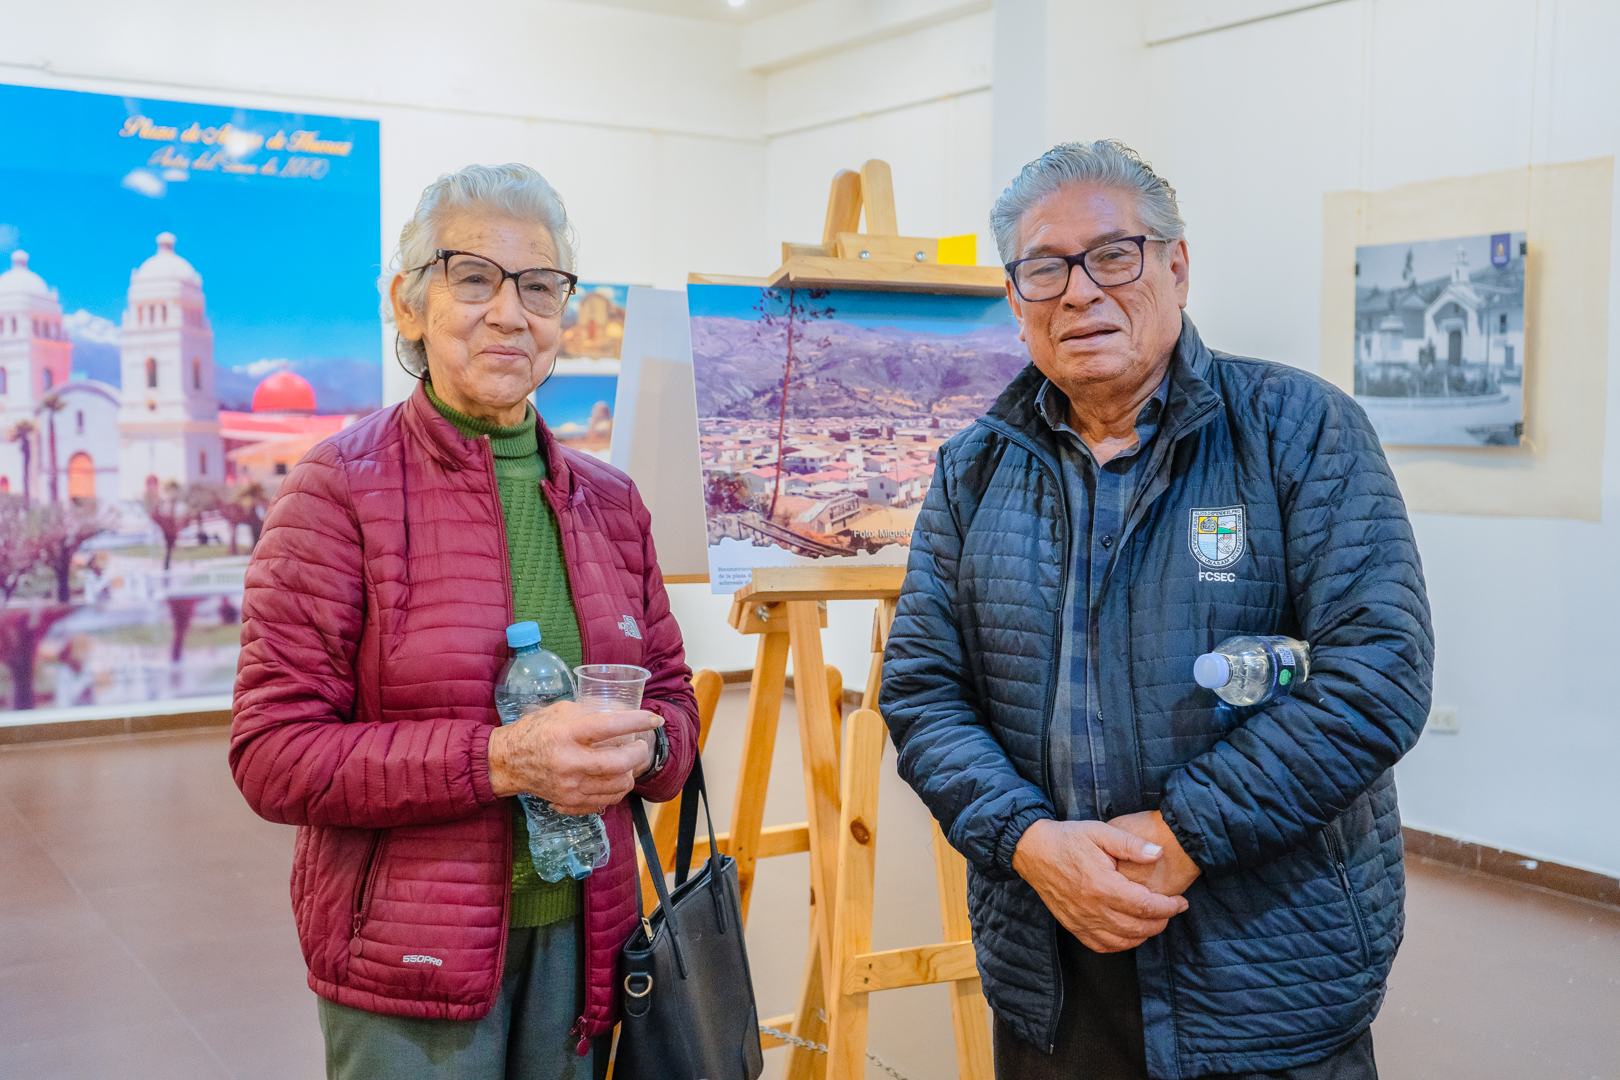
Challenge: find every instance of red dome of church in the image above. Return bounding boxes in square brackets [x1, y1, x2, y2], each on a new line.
[252, 370, 317, 413]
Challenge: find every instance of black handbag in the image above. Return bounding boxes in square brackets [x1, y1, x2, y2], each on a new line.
[615, 756, 764, 1080]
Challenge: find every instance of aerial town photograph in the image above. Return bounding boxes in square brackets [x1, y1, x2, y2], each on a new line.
[688, 284, 1027, 584]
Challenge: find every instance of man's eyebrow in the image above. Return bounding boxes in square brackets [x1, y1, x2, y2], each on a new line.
[1021, 228, 1137, 258]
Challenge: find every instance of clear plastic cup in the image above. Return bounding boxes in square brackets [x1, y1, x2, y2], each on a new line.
[574, 664, 652, 748]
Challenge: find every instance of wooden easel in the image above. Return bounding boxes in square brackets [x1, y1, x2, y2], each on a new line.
[696, 564, 991, 1080]
[659, 162, 1001, 1079]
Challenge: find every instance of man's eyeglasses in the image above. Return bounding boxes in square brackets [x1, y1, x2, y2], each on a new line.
[408, 250, 578, 318]
[1005, 235, 1172, 302]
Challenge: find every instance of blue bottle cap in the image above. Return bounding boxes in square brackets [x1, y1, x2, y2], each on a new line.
[506, 621, 541, 648]
[1193, 652, 1231, 690]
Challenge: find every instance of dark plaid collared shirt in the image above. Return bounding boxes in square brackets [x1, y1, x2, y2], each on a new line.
[1036, 372, 1169, 821]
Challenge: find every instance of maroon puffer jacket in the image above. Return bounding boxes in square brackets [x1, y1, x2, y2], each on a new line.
[229, 383, 696, 1048]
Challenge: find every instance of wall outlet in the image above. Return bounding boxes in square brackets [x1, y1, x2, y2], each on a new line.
[1428, 706, 1460, 734]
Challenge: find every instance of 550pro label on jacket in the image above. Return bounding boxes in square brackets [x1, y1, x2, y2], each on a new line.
[1189, 505, 1246, 570]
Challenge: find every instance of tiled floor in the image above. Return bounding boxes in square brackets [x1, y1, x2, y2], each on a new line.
[2, 694, 1617, 1079]
[0, 728, 317, 1080]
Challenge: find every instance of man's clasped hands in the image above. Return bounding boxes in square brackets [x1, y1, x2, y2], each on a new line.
[1012, 811, 1202, 953]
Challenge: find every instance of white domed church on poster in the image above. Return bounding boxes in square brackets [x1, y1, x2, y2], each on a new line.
[0, 234, 224, 502]
[116, 233, 224, 499]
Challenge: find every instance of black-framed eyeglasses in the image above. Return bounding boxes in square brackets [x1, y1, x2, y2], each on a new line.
[1005, 235, 1172, 302]
[408, 249, 578, 318]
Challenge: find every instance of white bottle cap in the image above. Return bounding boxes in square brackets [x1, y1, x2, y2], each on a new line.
[1193, 653, 1231, 690]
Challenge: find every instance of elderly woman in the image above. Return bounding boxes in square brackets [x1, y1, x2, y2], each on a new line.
[230, 163, 697, 1080]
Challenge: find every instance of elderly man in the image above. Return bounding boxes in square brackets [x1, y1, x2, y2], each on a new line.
[881, 140, 1433, 1080]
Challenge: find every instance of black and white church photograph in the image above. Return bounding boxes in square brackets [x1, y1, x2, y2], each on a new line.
[1353, 231, 1527, 446]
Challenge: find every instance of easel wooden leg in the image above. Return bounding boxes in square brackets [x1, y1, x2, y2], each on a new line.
[826, 664, 843, 760]
[731, 629, 790, 921]
[786, 599, 844, 994]
[862, 597, 897, 711]
[783, 912, 829, 1080]
[825, 708, 884, 1080]
[933, 822, 994, 1080]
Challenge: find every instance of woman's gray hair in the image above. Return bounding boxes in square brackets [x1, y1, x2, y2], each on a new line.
[990, 140, 1185, 265]
[383, 162, 578, 376]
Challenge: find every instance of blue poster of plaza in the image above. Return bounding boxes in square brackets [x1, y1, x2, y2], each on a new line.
[0, 82, 381, 715]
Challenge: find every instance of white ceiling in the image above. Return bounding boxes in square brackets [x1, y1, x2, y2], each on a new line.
[569, 0, 819, 23]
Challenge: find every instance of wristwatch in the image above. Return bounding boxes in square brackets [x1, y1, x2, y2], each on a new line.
[646, 724, 671, 779]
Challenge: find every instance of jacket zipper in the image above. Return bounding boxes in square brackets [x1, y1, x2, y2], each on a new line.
[547, 483, 601, 1050]
[976, 384, 1220, 1051]
[478, 436, 516, 1005]
[516, 436, 597, 1049]
[1324, 827, 1372, 966]
[349, 830, 386, 952]
[972, 416, 1069, 1051]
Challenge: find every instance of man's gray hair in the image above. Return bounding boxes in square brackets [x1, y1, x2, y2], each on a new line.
[990, 140, 1185, 265]
[383, 162, 577, 376]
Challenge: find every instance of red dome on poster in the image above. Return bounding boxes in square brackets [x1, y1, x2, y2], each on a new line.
[252, 370, 317, 413]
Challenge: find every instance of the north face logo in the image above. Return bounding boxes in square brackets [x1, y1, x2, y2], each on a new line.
[618, 616, 642, 640]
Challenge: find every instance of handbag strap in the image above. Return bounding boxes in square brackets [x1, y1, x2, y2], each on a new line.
[672, 754, 720, 888]
[628, 794, 688, 979]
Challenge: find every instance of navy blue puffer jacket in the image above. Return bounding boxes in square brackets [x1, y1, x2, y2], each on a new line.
[881, 316, 1433, 1078]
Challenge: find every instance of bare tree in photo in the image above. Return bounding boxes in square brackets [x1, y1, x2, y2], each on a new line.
[31, 501, 115, 603]
[0, 605, 73, 710]
[0, 499, 69, 711]
[145, 481, 216, 571]
[0, 496, 36, 604]
[212, 481, 269, 554]
[752, 287, 835, 520]
[703, 472, 751, 516]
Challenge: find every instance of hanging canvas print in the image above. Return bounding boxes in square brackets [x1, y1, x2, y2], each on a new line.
[533, 282, 630, 461]
[1353, 231, 1526, 446]
[688, 283, 1027, 593]
[535, 371, 616, 460]
[0, 83, 381, 716]
[558, 282, 628, 361]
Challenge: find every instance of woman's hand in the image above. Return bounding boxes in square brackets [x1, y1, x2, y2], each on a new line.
[487, 701, 662, 815]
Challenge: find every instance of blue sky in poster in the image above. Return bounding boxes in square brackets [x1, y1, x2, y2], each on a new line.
[534, 374, 617, 429]
[687, 283, 1015, 337]
[0, 83, 381, 375]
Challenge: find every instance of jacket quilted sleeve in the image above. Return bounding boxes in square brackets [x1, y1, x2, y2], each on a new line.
[627, 480, 698, 804]
[883, 463, 1056, 881]
[230, 441, 499, 828]
[1158, 385, 1434, 874]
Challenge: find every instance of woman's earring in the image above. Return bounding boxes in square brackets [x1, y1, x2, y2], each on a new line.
[534, 352, 559, 392]
[394, 333, 425, 382]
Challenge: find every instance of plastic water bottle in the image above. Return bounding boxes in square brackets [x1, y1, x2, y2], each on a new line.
[1193, 635, 1312, 706]
[494, 621, 609, 881]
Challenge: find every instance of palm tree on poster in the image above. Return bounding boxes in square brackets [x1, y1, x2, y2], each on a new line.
[751, 287, 836, 521]
[35, 393, 64, 504]
[8, 421, 35, 504]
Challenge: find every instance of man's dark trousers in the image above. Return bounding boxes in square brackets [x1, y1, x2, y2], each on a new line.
[991, 932, 1379, 1080]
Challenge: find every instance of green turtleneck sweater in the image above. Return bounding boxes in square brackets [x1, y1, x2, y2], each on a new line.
[426, 382, 582, 928]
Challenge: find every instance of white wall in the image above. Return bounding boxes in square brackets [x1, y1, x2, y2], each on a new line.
[0, 0, 771, 409]
[1030, 0, 1619, 876]
[662, 0, 1003, 685]
[759, 3, 997, 271]
[13, 0, 1610, 878]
